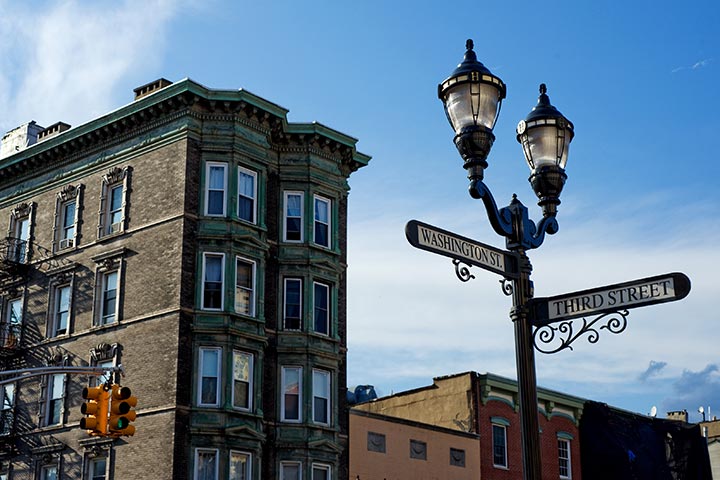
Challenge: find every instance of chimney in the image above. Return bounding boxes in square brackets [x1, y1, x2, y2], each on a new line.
[666, 409, 689, 423]
[0, 121, 44, 160]
[37, 122, 71, 143]
[133, 78, 172, 100]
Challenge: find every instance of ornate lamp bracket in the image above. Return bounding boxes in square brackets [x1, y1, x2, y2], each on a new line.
[469, 179, 558, 251]
[533, 310, 630, 354]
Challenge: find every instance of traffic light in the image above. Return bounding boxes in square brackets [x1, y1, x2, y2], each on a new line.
[108, 384, 137, 436]
[80, 385, 109, 436]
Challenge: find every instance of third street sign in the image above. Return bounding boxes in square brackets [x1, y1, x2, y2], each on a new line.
[405, 220, 519, 278]
[531, 272, 691, 326]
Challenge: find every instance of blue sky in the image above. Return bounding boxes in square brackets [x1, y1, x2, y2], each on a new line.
[1, 0, 718, 422]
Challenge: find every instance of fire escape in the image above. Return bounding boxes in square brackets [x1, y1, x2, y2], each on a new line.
[0, 236, 71, 446]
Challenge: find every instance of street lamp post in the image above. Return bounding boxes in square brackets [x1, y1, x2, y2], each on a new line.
[438, 39, 575, 480]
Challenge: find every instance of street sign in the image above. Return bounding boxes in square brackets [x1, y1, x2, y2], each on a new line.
[531, 272, 691, 326]
[405, 220, 519, 279]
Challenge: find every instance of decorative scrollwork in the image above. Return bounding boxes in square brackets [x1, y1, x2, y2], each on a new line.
[500, 278, 513, 296]
[453, 259, 475, 282]
[533, 310, 629, 354]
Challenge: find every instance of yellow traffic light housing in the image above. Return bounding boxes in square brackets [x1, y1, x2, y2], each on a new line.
[108, 384, 137, 437]
[80, 385, 109, 436]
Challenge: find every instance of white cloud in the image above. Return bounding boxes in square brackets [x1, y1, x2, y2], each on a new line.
[347, 192, 720, 415]
[0, 0, 193, 133]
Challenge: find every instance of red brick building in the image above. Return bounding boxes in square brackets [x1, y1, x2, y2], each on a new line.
[353, 372, 585, 480]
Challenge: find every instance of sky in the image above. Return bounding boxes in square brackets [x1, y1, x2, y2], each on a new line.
[0, 0, 719, 422]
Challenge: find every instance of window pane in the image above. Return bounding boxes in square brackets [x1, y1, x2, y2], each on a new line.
[314, 283, 329, 335]
[233, 351, 251, 409]
[314, 198, 328, 223]
[235, 259, 254, 315]
[313, 370, 330, 424]
[283, 367, 301, 421]
[204, 255, 223, 309]
[493, 424, 507, 467]
[91, 458, 107, 480]
[7, 299, 22, 324]
[314, 223, 328, 247]
[102, 271, 118, 324]
[314, 197, 330, 247]
[63, 202, 76, 239]
[207, 165, 226, 216]
[285, 193, 302, 241]
[238, 196, 253, 222]
[42, 466, 58, 480]
[201, 350, 219, 405]
[196, 450, 217, 480]
[56, 286, 70, 334]
[312, 465, 329, 480]
[286, 195, 301, 217]
[281, 463, 300, 480]
[284, 279, 301, 329]
[229, 452, 250, 480]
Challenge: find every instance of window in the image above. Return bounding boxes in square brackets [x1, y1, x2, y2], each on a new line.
[99, 166, 131, 237]
[450, 448, 466, 467]
[558, 438, 572, 478]
[0, 383, 14, 436]
[235, 257, 255, 316]
[10, 216, 29, 263]
[98, 271, 118, 325]
[312, 464, 331, 480]
[232, 351, 253, 410]
[1, 298, 22, 348]
[55, 184, 82, 250]
[88, 457, 107, 480]
[410, 440, 427, 460]
[40, 465, 58, 480]
[45, 373, 65, 426]
[194, 448, 218, 480]
[492, 423, 508, 468]
[283, 192, 303, 242]
[198, 348, 221, 407]
[94, 360, 114, 387]
[202, 253, 224, 310]
[90, 342, 120, 386]
[238, 167, 257, 223]
[313, 282, 329, 335]
[283, 278, 302, 330]
[281, 366, 302, 422]
[280, 462, 301, 480]
[313, 195, 331, 248]
[205, 163, 227, 216]
[229, 451, 251, 480]
[367, 432, 386, 453]
[312, 370, 330, 425]
[49, 285, 71, 337]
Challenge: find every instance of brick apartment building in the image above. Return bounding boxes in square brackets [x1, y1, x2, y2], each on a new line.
[353, 372, 585, 480]
[0, 78, 369, 479]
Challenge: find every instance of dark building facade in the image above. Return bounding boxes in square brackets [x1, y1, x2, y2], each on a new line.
[0, 78, 369, 479]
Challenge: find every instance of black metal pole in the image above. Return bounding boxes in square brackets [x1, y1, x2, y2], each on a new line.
[511, 251, 542, 480]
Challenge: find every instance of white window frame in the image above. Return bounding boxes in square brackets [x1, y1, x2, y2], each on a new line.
[492, 423, 508, 468]
[312, 369, 331, 425]
[280, 461, 302, 480]
[194, 448, 219, 480]
[283, 191, 304, 242]
[281, 366, 302, 423]
[198, 347, 222, 407]
[45, 373, 66, 426]
[40, 465, 58, 480]
[202, 253, 225, 311]
[232, 350, 253, 411]
[87, 456, 108, 480]
[98, 166, 131, 238]
[283, 278, 302, 330]
[235, 256, 256, 317]
[50, 284, 71, 337]
[229, 450, 252, 480]
[11, 216, 30, 264]
[237, 167, 257, 224]
[205, 162, 227, 217]
[313, 195, 331, 248]
[59, 200, 77, 249]
[313, 282, 330, 336]
[98, 270, 119, 326]
[312, 463, 331, 480]
[558, 438, 572, 479]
